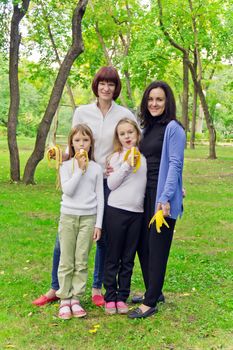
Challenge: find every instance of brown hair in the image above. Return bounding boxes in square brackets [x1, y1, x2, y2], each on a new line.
[67, 124, 95, 160]
[92, 66, 122, 100]
[112, 118, 141, 154]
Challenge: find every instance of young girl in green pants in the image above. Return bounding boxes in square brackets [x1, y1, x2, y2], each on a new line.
[56, 124, 104, 319]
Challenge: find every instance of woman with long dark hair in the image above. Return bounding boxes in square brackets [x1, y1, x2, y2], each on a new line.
[128, 81, 186, 318]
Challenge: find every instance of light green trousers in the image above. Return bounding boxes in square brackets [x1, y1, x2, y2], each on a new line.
[56, 213, 96, 300]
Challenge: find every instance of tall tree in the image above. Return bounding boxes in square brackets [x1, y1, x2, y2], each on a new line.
[8, 0, 30, 182]
[23, 0, 88, 184]
[157, 0, 218, 158]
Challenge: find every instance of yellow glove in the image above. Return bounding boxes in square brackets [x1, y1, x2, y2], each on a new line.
[123, 147, 141, 173]
[148, 210, 170, 233]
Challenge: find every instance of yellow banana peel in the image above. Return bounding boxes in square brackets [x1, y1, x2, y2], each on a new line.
[73, 149, 89, 173]
[123, 147, 141, 173]
[148, 210, 170, 233]
[46, 145, 63, 189]
[46, 145, 63, 170]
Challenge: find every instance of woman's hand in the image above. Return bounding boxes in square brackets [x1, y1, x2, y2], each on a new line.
[156, 202, 170, 217]
[93, 227, 101, 241]
[105, 162, 114, 177]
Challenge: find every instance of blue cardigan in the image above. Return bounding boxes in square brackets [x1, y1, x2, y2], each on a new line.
[156, 120, 186, 219]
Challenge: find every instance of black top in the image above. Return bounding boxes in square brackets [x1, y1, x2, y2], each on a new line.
[139, 116, 167, 189]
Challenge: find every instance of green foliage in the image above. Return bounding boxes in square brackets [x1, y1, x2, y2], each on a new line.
[0, 137, 233, 349]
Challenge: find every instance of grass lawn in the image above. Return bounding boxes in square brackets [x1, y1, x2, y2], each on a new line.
[0, 137, 233, 350]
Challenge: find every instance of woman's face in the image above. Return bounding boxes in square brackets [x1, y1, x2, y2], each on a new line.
[97, 80, 116, 102]
[147, 87, 166, 117]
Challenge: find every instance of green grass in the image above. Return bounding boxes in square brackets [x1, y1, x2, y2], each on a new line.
[0, 137, 233, 350]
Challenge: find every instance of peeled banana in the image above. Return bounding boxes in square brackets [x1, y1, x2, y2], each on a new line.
[46, 145, 63, 189]
[148, 210, 170, 233]
[46, 145, 63, 170]
[123, 146, 141, 173]
[73, 149, 89, 173]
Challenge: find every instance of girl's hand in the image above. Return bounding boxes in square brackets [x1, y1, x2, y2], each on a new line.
[156, 202, 170, 217]
[93, 227, 101, 242]
[75, 153, 87, 172]
[126, 154, 139, 167]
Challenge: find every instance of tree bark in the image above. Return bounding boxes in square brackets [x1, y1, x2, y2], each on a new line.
[23, 0, 88, 184]
[190, 83, 197, 149]
[46, 22, 76, 111]
[188, 66, 217, 158]
[190, 53, 197, 149]
[7, 0, 30, 182]
[182, 51, 189, 143]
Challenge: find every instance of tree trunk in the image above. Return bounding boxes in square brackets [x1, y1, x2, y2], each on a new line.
[47, 22, 76, 111]
[7, 0, 30, 182]
[190, 83, 197, 149]
[182, 51, 189, 143]
[23, 0, 88, 184]
[189, 69, 216, 158]
[123, 69, 133, 106]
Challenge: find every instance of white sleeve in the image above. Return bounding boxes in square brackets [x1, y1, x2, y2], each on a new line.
[59, 162, 83, 197]
[107, 153, 132, 191]
[95, 168, 104, 229]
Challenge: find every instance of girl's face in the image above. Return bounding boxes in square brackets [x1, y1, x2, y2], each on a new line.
[72, 131, 91, 154]
[117, 122, 138, 149]
[97, 80, 116, 102]
[147, 87, 166, 117]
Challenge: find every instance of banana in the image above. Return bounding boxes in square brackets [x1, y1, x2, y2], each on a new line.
[73, 149, 89, 173]
[148, 210, 170, 233]
[46, 145, 63, 189]
[123, 147, 141, 173]
[46, 145, 63, 170]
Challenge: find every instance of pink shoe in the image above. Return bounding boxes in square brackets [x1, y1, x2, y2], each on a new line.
[105, 301, 116, 315]
[32, 295, 59, 307]
[58, 303, 72, 320]
[92, 294, 105, 307]
[71, 300, 87, 318]
[116, 301, 128, 314]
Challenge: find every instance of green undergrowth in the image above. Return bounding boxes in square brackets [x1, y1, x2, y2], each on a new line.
[0, 138, 233, 350]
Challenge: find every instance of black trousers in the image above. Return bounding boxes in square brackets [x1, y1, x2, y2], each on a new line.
[137, 186, 176, 306]
[104, 206, 143, 302]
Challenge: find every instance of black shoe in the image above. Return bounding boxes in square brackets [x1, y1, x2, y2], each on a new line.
[157, 293, 165, 303]
[131, 295, 143, 304]
[131, 293, 165, 304]
[128, 306, 158, 319]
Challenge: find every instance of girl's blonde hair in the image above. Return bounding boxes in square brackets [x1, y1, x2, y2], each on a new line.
[67, 124, 95, 160]
[112, 118, 141, 154]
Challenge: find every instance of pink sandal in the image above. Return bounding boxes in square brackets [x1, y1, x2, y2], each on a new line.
[58, 303, 72, 320]
[71, 300, 87, 318]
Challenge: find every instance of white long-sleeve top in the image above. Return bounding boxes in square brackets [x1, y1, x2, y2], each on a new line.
[59, 158, 104, 229]
[107, 150, 147, 213]
[72, 101, 136, 170]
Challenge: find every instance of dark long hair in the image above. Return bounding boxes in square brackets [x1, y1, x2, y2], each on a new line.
[139, 81, 178, 128]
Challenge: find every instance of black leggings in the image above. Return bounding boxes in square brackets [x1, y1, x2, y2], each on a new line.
[104, 206, 143, 302]
[137, 186, 176, 306]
